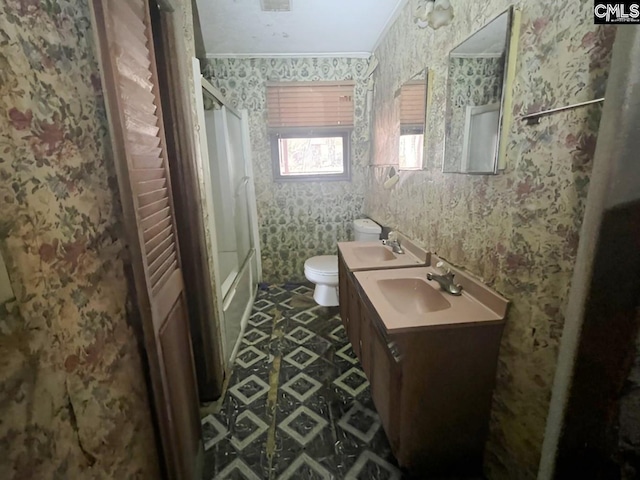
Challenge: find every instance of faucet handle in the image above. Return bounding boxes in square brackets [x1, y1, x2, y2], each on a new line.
[435, 261, 451, 274]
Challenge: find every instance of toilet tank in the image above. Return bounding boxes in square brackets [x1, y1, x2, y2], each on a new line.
[354, 218, 382, 242]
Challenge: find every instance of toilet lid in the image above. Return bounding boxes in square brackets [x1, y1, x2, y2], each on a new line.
[305, 255, 338, 275]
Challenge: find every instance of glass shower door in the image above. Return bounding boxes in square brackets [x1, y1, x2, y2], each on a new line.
[202, 98, 257, 364]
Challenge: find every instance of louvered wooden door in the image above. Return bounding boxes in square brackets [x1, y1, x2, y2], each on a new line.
[91, 0, 202, 478]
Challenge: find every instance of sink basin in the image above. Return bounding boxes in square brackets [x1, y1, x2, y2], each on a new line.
[353, 245, 396, 262]
[354, 265, 508, 333]
[378, 278, 451, 315]
[338, 241, 426, 271]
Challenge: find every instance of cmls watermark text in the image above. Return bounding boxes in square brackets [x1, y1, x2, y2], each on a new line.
[594, 1, 640, 23]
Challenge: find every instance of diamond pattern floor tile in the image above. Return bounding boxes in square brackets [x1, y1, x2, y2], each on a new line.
[228, 374, 270, 405]
[213, 458, 262, 480]
[285, 325, 315, 344]
[235, 345, 267, 369]
[281, 372, 322, 402]
[283, 345, 319, 370]
[334, 367, 370, 397]
[230, 410, 269, 451]
[337, 402, 381, 443]
[202, 283, 403, 479]
[278, 406, 329, 446]
[277, 453, 332, 480]
[345, 450, 402, 480]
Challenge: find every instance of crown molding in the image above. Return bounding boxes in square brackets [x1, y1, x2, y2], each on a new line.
[372, 0, 410, 53]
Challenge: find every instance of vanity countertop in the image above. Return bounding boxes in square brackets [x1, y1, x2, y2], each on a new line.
[353, 255, 509, 334]
[338, 239, 427, 272]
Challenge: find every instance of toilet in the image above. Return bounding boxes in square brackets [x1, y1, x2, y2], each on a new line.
[304, 218, 382, 307]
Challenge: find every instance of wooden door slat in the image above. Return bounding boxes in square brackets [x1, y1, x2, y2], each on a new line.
[112, 17, 150, 60]
[116, 51, 154, 92]
[150, 251, 177, 285]
[115, 46, 153, 84]
[135, 178, 166, 194]
[139, 197, 169, 219]
[129, 142, 163, 158]
[144, 223, 173, 252]
[147, 238, 175, 271]
[138, 187, 168, 207]
[124, 105, 159, 130]
[132, 168, 165, 182]
[152, 260, 178, 296]
[141, 206, 170, 231]
[125, 118, 161, 143]
[147, 233, 175, 265]
[142, 216, 172, 243]
[132, 153, 163, 169]
[119, 76, 157, 114]
[127, 129, 162, 149]
[119, 83, 157, 117]
[114, 35, 150, 71]
[124, 0, 145, 18]
[111, 1, 147, 45]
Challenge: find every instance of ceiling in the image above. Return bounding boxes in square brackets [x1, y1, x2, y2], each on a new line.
[195, 0, 408, 58]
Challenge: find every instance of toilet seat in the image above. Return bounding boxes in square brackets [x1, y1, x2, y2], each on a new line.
[304, 255, 338, 276]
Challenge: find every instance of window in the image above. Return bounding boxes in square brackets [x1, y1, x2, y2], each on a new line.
[267, 82, 354, 182]
[399, 79, 427, 170]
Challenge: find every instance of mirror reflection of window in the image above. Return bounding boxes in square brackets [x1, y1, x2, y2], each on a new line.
[399, 79, 427, 170]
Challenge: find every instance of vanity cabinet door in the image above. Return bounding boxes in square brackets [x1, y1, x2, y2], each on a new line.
[359, 305, 372, 377]
[370, 323, 400, 449]
[348, 278, 361, 359]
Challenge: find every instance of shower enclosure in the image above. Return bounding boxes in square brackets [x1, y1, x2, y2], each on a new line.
[193, 60, 261, 375]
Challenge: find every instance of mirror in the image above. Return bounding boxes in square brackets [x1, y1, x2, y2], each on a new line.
[398, 69, 431, 170]
[443, 7, 515, 174]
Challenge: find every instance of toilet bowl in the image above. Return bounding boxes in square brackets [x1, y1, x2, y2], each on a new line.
[304, 219, 382, 307]
[304, 255, 339, 307]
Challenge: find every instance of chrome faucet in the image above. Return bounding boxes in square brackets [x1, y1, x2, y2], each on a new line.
[383, 231, 405, 254]
[387, 239, 405, 254]
[426, 262, 463, 296]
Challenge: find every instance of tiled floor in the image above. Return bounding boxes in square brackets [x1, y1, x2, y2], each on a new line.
[201, 284, 404, 479]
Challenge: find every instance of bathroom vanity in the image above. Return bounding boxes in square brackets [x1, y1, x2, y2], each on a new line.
[337, 244, 508, 476]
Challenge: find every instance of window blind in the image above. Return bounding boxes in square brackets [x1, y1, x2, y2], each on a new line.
[400, 81, 427, 126]
[267, 81, 355, 129]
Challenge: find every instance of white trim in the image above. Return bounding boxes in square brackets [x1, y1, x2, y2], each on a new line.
[192, 58, 229, 366]
[372, 0, 410, 53]
[206, 51, 372, 59]
[240, 111, 263, 283]
[227, 279, 257, 369]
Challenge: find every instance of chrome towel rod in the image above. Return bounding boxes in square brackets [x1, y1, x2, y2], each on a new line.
[520, 97, 605, 125]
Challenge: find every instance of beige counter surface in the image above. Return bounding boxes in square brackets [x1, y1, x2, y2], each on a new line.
[338, 240, 427, 272]
[354, 262, 508, 334]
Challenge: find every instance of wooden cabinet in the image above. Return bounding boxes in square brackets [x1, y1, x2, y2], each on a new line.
[369, 317, 400, 450]
[337, 252, 504, 477]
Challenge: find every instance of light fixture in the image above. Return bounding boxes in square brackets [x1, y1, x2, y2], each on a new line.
[414, 0, 454, 29]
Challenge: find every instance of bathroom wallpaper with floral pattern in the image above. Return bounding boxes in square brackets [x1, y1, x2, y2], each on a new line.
[204, 58, 370, 283]
[0, 0, 165, 477]
[368, 0, 614, 478]
[444, 56, 504, 171]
